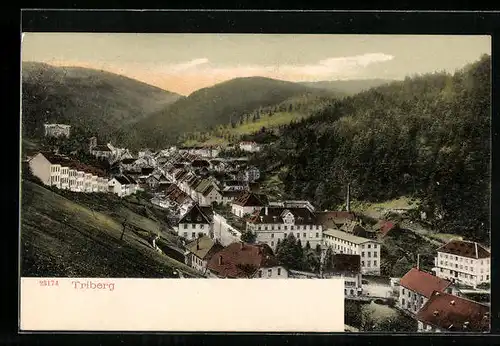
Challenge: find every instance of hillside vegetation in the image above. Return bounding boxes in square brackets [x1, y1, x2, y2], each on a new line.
[301, 79, 396, 95]
[253, 55, 491, 242]
[22, 62, 182, 141]
[21, 180, 200, 278]
[122, 77, 339, 149]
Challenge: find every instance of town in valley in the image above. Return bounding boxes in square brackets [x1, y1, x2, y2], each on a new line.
[20, 33, 491, 333]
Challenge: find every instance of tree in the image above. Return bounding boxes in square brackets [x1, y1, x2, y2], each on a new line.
[305, 241, 311, 250]
[276, 233, 300, 269]
[241, 231, 257, 243]
[236, 263, 258, 278]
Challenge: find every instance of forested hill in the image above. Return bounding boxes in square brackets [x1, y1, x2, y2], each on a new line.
[300, 79, 396, 95]
[252, 54, 491, 242]
[22, 62, 182, 140]
[118, 76, 338, 149]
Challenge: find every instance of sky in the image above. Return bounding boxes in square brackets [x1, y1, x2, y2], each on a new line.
[21, 33, 491, 96]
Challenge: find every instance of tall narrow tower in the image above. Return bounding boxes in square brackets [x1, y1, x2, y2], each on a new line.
[346, 183, 351, 212]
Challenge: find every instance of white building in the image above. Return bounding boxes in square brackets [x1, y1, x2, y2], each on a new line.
[184, 235, 224, 274]
[44, 124, 71, 138]
[243, 166, 260, 182]
[206, 242, 288, 279]
[432, 239, 490, 288]
[246, 206, 323, 251]
[239, 141, 261, 153]
[322, 229, 381, 275]
[108, 175, 139, 197]
[177, 204, 214, 241]
[398, 267, 456, 315]
[28, 152, 108, 193]
[231, 192, 268, 218]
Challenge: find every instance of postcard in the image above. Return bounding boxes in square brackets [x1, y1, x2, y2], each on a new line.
[20, 32, 491, 333]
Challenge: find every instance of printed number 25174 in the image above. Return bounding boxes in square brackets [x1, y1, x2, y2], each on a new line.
[39, 280, 59, 287]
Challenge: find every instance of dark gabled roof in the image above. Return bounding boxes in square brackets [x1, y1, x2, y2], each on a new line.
[114, 175, 132, 185]
[399, 268, 452, 298]
[207, 242, 279, 278]
[249, 207, 317, 225]
[437, 240, 490, 259]
[121, 158, 137, 164]
[224, 180, 247, 186]
[93, 145, 112, 152]
[416, 291, 490, 332]
[232, 192, 268, 207]
[141, 167, 154, 175]
[179, 204, 212, 224]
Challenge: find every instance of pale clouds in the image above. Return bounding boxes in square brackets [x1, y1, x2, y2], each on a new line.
[47, 53, 395, 95]
[161, 53, 395, 83]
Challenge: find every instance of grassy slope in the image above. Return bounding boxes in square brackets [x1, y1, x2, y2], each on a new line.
[22, 61, 182, 140]
[128, 77, 324, 149]
[21, 180, 200, 278]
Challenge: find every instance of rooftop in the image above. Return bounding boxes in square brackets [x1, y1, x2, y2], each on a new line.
[437, 240, 490, 259]
[323, 229, 377, 245]
[399, 268, 452, 298]
[416, 290, 490, 332]
[185, 235, 224, 260]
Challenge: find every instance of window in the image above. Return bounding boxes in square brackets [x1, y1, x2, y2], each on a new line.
[277, 226, 281, 230]
[271, 233, 274, 238]
[271, 226, 274, 230]
[402, 298, 405, 306]
[374, 261, 377, 266]
[316, 232, 319, 238]
[362, 252, 365, 257]
[481, 275, 483, 281]
[309, 225, 313, 230]
[481, 260, 484, 265]
[268, 269, 272, 277]
[367, 261, 371, 267]
[192, 224, 196, 229]
[455, 256, 458, 261]
[361, 245, 365, 249]
[264, 226, 268, 231]
[258, 270, 262, 278]
[368, 244, 371, 249]
[374, 252, 378, 257]
[361, 261, 365, 266]
[271, 241, 274, 247]
[284, 233, 287, 238]
[183, 224, 188, 229]
[407, 291, 410, 297]
[258, 226, 262, 230]
[284, 226, 287, 230]
[291, 226, 294, 230]
[402, 288, 405, 294]
[278, 268, 281, 275]
[191, 232, 195, 238]
[316, 225, 319, 230]
[368, 252, 371, 258]
[374, 244, 377, 249]
[487, 275, 490, 280]
[200, 224, 204, 229]
[303, 233, 306, 238]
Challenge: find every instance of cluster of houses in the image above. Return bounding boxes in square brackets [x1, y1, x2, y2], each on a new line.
[395, 239, 491, 332]
[31, 126, 491, 332]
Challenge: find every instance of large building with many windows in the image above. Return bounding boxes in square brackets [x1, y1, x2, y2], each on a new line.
[432, 240, 490, 288]
[322, 228, 381, 275]
[245, 206, 323, 251]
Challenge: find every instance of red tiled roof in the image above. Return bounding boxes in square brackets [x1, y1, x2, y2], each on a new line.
[399, 268, 452, 298]
[416, 291, 490, 332]
[207, 242, 279, 278]
[375, 220, 398, 237]
[437, 240, 490, 259]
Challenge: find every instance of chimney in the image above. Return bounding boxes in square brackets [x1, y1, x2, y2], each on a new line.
[450, 300, 455, 306]
[433, 310, 439, 316]
[475, 242, 478, 258]
[346, 183, 351, 212]
[417, 254, 420, 271]
[265, 207, 268, 215]
[218, 255, 223, 265]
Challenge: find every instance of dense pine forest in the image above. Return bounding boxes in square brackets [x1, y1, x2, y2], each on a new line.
[252, 55, 491, 243]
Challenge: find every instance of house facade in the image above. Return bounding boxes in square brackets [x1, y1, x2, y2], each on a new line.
[239, 141, 261, 153]
[246, 206, 323, 251]
[184, 235, 224, 274]
[322, 229, 381, 275]
[324, 254, 363, 298]
[432, 240, 490, 288]
[177, 204, 214, 241]
[231, 192, 268, 218]
[108, 175, 138, 197]
[398, 267, 455, 315]
[28, 152, 108, 193]
[206, 242, 288, 279]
